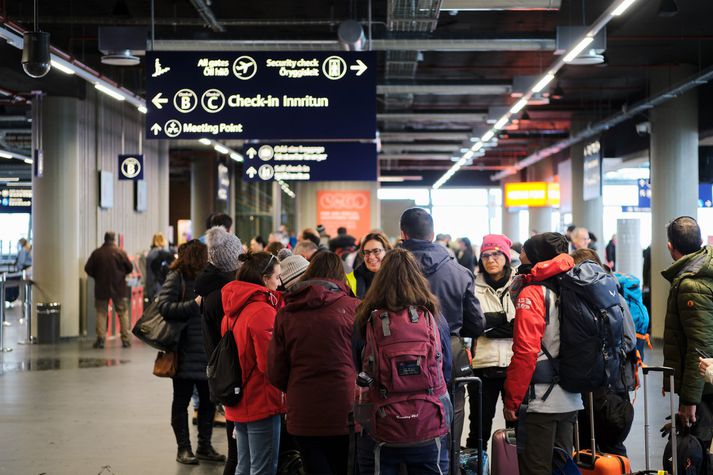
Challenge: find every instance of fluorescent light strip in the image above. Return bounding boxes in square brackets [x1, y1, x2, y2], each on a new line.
[532, 74, 555, 93]
[471, 141, 484, 152]
[611, 0, 637, 16]
[230, 152, 243, 162]
[214, 144, 229, 154]
[95, 83, 126, 101]
[199, 138, 212, 145]
[137, 105, 147, 114]
[493, 117, 509, 130]
[0, 151, 12, 159]
[510, 98, 528, 114]
[563, 37, 594, 63]
[23, 159, 33, 164]
[463, 151, 474, 160]
[481, 130, 495, 142]
[50, 59, 75, 75]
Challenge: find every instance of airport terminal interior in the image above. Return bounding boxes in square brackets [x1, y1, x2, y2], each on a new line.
[1, 0, 713, 473]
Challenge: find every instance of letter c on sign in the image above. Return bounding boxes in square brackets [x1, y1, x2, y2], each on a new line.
[319, 193, 368, 210]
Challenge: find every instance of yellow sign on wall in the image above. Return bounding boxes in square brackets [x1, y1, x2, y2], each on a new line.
[505, 182, 560, 208]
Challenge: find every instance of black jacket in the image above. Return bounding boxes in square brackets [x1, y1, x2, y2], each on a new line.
[157, 270, 207, 380]
[352, 263, 374, 299]
[401, 239, 484, 337]
[194, 263, 235, 358]
[84, 243, 133, 301]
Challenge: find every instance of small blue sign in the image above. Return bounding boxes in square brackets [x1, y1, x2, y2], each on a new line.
[699, 184, 713, 208]
[145, 51, 376, 140]
[637, 179, 651, 209]
[118, 154, 144, 180]
[242, 142, 376, 182]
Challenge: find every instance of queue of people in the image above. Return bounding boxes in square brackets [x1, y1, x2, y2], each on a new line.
[82, 209, 713, 475]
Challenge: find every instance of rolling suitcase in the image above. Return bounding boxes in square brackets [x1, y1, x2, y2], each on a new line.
[490, 428, 518, 475]
[453, 376, 487, 475]
[574, 392, 633, 474]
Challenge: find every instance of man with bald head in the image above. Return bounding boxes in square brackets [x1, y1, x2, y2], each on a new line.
[571, 227, 591, 250]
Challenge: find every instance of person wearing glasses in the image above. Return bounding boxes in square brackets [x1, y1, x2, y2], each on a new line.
[466, 234, 517, 451]
[268, 252, 360, 474]
[221, 252, 285, 475]
[346, 232, 392, 298]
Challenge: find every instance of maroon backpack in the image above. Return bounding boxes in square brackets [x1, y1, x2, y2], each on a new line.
[357, 306, 449, 446]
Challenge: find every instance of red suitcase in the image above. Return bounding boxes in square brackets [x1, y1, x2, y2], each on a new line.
[490, 428, 519, 475]
[574, 392, 632, 474]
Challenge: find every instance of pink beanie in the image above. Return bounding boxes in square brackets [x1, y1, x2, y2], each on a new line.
[480, 234, 512, 263]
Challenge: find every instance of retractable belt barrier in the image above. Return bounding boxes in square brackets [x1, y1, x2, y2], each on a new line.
[0, 270, 36, 352]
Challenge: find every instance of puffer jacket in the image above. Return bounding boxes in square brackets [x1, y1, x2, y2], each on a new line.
[504, 254, 583, 414]
[267, 279, 359, 436]
[194, 263, 235, 357]
[400, 239, 484, 338]
[221, 280, 286, 423]
[157, 270, 207, 380]
[472, 272, 515, 369]
[662, 245, 713, 405]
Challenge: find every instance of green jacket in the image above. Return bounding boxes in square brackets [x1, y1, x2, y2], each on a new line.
[662, 245, 713, 405]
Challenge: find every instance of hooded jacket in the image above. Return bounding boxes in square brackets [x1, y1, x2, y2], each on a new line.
[157, 270, 207, 380]
[472, 272, 516, 369]
[221, 280, 286, 423]
[194, 263, 235, 358]
[504, 254, 582, 414]
[267, 279, 359, 436]
[401, 239, 484, 337]
[662, 245, 713, 405]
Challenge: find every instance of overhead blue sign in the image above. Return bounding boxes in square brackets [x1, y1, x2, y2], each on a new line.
[635, 180, 712, 209]
[118, 154, 144, 180]
[145, 51, 376, 140]
[242, 142, 376, 182]
[0, 187, 31, 213]
[637, 179, 651, 209]
[699, 183, 713, 208]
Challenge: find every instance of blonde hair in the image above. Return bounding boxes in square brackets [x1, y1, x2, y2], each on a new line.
[151, 232, 167, 249]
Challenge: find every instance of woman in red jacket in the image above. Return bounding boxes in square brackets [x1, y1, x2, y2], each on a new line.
[268, 251, 360, 474]
[221, 252, 285, 475]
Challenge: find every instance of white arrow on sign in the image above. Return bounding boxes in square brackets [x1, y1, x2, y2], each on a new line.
[152, 92, 169, 109]
[150, 123, 162, 136]
[350, 59, 368, 76]
[246, 147, 257, 159]
[246, 167, 257, 178]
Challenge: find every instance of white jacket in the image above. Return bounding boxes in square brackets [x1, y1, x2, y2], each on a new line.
[472, 272, 516, 369]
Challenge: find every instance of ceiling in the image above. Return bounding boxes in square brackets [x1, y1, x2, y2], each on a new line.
[1, 0, 712, 186]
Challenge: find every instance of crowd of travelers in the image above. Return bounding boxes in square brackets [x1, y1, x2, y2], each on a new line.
[84, 209, 713, 475]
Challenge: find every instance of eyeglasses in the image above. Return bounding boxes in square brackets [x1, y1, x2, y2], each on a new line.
[363, 248, 384, 257]
[262, 254, 276, 274]
[481, 252, 503, 261]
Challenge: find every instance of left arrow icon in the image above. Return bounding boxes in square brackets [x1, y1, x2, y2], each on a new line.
[151, 123, 162, 135]
[152, 92, 169, 109]
[350, 59, 368, 76]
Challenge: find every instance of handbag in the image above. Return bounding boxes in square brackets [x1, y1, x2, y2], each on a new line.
[131, 273, 188, 351]
[153, 351, 177, 378]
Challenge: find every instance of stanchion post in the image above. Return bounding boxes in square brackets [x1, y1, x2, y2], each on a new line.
[18, 270, 34, 345]
[0, 273, 12, 352]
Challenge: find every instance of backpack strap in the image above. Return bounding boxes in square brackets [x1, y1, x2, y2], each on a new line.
[408, 306, 420, 323]
[529, 287, 560, 402]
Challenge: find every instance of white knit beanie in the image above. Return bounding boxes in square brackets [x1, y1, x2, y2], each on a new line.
[205, 226, 243, 272]
[280, 255, 309, 289]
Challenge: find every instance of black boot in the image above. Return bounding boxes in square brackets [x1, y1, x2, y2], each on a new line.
[196, 445, 226, 462]
[176, 446, 199, 465]
[92, 338, 105, 349]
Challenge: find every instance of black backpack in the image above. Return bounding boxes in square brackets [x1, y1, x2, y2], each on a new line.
[207, 308, 251, 406]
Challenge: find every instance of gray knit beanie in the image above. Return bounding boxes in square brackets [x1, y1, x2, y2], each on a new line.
[280, 255, 309, 289]
[205, 226, 243, 272]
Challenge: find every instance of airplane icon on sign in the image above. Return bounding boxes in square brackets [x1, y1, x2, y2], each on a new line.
[152, 58, 171, 77]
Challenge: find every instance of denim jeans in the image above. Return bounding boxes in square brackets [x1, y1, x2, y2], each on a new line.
[235, 415, 281, 475]
[357, 433, 449, 475]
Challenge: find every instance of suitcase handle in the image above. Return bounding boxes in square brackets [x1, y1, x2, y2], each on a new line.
[451, 377, 483, 475]
[641, 365, 674, 376]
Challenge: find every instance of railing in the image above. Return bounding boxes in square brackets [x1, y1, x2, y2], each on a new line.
[0, 270, 34, 352]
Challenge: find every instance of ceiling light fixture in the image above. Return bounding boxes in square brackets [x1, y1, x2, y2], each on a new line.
[94, 83, 126, 101]
[137, 105, 147, 114]
[493, 117, 509, 130]
[482, 130, 495, 142]
[563, 37, 594, 63]
[230, 152, 243, 162]
[611, 0, 638, 16]
[0, 151, 12, 159]
[50, 59, 75, 75]
[214, 144, 229, 154]
[198, 138, 212, 145]
[510, 98, 528, 114]
[532, 74, 555, 93]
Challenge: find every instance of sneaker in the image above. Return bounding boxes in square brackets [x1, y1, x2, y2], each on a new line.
[196, 445, 226, 463]
[122, 340, 132, 348]
[92, 338, 105, 349]
[176, 447, 199, 465]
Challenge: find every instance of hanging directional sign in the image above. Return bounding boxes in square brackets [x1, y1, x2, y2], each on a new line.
[242, 142, 376, 182]
[145, 51, 376, 140]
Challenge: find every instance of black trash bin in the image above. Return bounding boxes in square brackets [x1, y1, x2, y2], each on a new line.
[37, 303, 61, 344]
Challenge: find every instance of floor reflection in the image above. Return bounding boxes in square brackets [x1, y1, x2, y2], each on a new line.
[1, 358, 130, 372]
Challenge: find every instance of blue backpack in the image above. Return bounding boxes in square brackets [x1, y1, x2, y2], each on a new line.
[614, 273, 650, 336]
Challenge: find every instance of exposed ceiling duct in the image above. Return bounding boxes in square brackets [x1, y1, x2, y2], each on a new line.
[378, 84, 512, 95]
[441, 0, 561, 10]
[378, 112, 488, 122]
[151, 38, 555, 51]
[188, 0, 225, 33]
[380, 132, 470, 141]
[381, 143, 465, 152]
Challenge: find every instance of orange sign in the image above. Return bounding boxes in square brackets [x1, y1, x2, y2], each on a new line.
[317, 190, 372, 240]
[505, 182, 560, 208]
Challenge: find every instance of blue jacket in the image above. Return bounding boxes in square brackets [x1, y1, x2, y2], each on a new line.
[401, 239, 484, 338]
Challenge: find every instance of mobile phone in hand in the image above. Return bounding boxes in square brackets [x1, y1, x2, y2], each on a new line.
[696, 347, 712, 359]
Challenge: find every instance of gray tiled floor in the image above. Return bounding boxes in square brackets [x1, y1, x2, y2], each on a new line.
[0, 305, 672, 474]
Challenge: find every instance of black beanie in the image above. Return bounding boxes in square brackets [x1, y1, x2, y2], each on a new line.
[523, 232, 569, 264]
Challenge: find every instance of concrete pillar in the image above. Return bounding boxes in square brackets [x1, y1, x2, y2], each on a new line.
[650, 65, 699, 339]
[617, 219, 643, 282]
[570, 116, 604, 259]
[526, 158, 553, 234]
[191, 156, 217, 238]
[32, 96, 82, 337]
